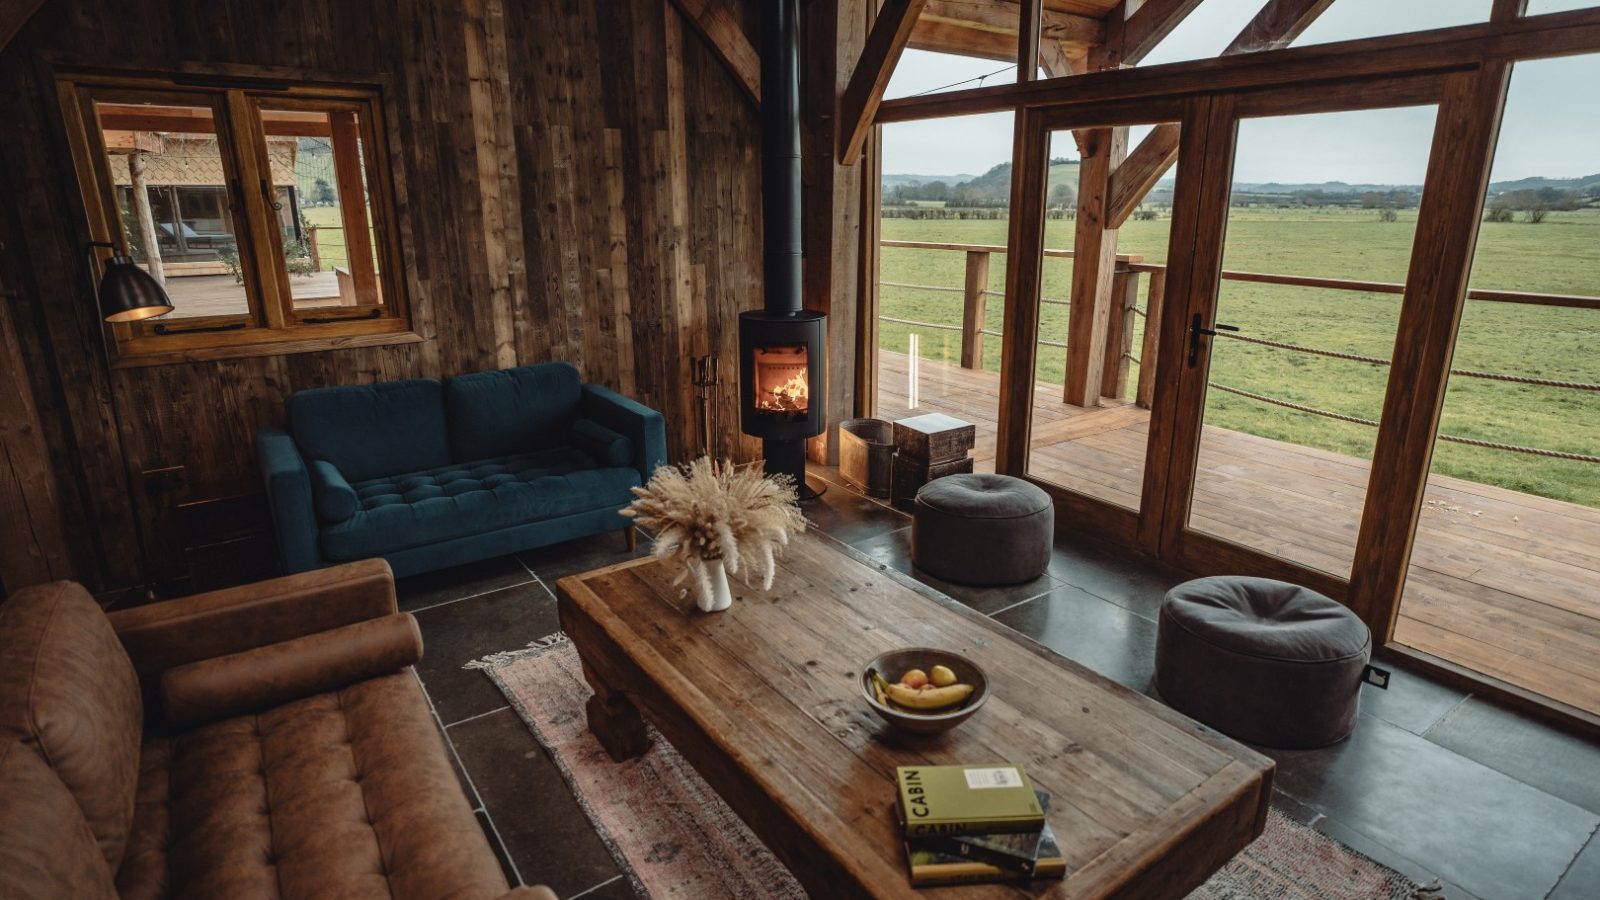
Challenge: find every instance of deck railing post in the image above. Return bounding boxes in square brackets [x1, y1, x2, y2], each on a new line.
[1136, 267, 1166, 409]
[1101, 265, 1140, 400]
[960, 249, 990, 369]
[307, 225, 322, 272]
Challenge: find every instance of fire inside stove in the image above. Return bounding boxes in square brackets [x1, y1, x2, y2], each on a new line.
[751, 344, 810, 414]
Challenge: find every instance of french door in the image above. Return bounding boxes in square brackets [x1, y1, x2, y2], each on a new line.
[1001, 69, 1504, 630]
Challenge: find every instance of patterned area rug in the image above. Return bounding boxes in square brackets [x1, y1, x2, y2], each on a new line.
[474, 636, 1437, 900]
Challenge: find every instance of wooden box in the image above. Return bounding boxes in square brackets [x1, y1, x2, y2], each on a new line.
[892, 413, 975, 464]
[892, 454, 974, 504]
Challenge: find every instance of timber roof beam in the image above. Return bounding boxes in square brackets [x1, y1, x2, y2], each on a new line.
[667, 0, 761, 106]
[839, 0, 931, 165]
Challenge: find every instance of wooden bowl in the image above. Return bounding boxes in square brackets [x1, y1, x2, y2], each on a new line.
[861, 647, 990, 735]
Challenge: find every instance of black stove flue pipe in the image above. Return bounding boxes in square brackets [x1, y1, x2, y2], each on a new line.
[739, 0, 827, 499]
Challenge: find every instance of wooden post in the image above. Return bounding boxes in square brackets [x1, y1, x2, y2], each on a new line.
[126, 150, 164, 285]
[328, 111, 378, 305]
[959, 249, 989, 369]
[1062, 125, 1127, 407]
[1101, 266, 1140, 400]
[306, 224, 321, 272]
[1136, 267, 1166, 409]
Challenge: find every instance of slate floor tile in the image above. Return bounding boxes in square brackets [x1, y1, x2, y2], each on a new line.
[476, 809, 521, 888]
[413, 581, 560, 724]
[568, 874, 637, 900]
[800, 481, 909, 546]
[396, 555, 537, 612]
[992, 585, 1160, 694]
[1354, 661, 1467, 736]
[1045, 539, 1185, 622]
[1551, 828, 1600, 900]
[1422, 697, 1600, 815]
[846, 526, 1060, 615]
[450, 708, 621, 898]
[517, 530, 650, 584]
[1267, 713, 1597, 900]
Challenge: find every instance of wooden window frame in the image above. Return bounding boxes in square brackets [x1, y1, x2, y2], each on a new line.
[57, 69, 420, 367]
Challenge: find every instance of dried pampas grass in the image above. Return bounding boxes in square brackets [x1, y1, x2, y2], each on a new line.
[622, 458, 807, 608]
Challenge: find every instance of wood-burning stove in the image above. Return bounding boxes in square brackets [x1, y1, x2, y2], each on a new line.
[738, 0, 825, 498]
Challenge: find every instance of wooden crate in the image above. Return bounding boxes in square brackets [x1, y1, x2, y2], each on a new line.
[892, 454, 974, 504]
[892, 413, 975, 463]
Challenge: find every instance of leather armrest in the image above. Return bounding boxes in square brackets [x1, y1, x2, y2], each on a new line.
[161, 613, 422, 728]
[109, 559, 397, 705]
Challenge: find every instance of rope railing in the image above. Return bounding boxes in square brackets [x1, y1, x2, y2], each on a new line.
[879, 240, 1598, 463]
[1211, 383, 1600, 463]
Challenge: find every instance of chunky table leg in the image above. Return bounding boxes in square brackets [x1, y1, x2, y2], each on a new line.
[580, 660, 649, 761]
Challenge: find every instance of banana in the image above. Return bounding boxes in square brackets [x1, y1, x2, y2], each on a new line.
[869, 669, 892, 706]
[885, 681, 974, 711]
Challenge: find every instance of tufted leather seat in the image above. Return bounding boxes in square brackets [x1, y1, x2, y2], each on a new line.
[0, 561, 555, 900]
[321, 448, 640, 561]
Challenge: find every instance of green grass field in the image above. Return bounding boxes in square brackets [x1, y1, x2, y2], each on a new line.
[879, 207, 1600, 507]
[301, 206, 352, 271]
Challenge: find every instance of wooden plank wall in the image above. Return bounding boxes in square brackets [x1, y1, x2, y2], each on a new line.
[0, 0, 795, 593]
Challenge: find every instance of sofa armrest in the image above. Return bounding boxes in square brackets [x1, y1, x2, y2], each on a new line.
[258, 426, 324, 573]
[581, 384, 667, 483]
[108, 559, 397, 707]
[161, 613, 422, 728]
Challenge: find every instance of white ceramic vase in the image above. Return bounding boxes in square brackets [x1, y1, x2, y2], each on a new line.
[699, 559, 733, 613]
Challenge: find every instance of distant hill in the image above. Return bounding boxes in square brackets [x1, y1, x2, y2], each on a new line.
[883, 159, 1082, 206]
[881, 173, 975, 190]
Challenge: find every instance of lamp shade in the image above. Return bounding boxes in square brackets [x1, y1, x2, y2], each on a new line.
[98, 254, 173, 323]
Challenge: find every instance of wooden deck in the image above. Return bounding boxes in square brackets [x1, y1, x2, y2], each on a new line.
[161, 271, 345, 318]
[877, 350, 1600, 717]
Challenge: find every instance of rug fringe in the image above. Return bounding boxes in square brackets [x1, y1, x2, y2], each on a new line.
[463, 631, 569, 670]
[1411, 878, 1446, 898]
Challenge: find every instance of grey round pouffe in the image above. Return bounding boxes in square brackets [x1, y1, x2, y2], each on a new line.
[912, 473, 1053, 586]
[1155, 576, 1371, 749]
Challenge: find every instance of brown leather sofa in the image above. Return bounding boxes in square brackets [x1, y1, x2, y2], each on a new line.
[0, 559, 557, 900]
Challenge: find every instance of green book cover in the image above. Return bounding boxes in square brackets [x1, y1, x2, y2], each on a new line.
[904, 818, 1067, 887]
[896, 764, 1045, 838]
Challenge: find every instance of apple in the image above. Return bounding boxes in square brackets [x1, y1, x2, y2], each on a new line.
[900, 668, 929, 689]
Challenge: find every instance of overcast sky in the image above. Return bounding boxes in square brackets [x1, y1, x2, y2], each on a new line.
[881, 0, 1598, 184]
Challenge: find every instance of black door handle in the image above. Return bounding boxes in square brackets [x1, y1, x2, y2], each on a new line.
[1188, 314, 1239, 366]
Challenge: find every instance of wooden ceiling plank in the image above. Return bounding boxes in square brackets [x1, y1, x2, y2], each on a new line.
[840, 0, 931, 164]
[667, 0, 761, 106]
[1106, 0, 1336, 226]
[919, 1, 1103, 46]
[908, 19, 1017, 61]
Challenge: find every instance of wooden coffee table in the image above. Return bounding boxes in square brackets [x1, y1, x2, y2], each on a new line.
[556, 531, 1273, 899]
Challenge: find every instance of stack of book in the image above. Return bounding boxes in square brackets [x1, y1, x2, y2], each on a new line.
[894, 764, 1068, 887]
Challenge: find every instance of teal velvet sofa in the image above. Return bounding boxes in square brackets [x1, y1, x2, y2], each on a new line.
[256, 362, 665, 578]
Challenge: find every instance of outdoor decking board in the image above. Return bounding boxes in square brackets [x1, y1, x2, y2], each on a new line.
[876, 350, 1600, 717]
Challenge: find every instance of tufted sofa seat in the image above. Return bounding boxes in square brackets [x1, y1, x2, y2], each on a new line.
[258, 361, 666, 579]
[0, 561, 555, 900]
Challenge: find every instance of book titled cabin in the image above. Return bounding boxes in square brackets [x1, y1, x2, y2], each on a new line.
[896, 765, 1046, 838]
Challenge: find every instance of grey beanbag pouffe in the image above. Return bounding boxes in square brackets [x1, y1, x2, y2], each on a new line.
[1155, 576, 1371, 749]
[912, 473, 1053, 586]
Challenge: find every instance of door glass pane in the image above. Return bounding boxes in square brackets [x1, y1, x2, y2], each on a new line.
[1397, 54, 1600, 717]
[95, 99, 249, 319]
[1187, 105, 1438, 578]
[257, 106, 384, 311]
[875, 112, 1014, 474]
[1024, 122, 1181, 513]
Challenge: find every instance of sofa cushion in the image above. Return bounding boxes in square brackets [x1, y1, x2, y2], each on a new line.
[309, 459, 359, 522]
[445, 362, 582, 461]
[569, 418, 634, 468]
[0, 740, 118, 900]
[117, 672, 508, 900]
[320, 448, 642, 561]
[0, 581, 143, 874]
[289, 378, 451, 482]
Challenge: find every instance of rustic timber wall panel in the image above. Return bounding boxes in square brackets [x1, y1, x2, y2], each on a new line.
[0, 0, 768, 592]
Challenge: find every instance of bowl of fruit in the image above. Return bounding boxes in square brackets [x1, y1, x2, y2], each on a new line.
[861, 648, 989, 735]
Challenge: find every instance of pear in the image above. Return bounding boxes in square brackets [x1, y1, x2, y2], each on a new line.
[929, 664, 957, 687]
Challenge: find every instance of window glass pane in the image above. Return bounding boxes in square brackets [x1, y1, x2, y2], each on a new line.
[257, 106, 384, 311]
[96, 100, 249, 319]
[1527, 0, 1597, 12]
